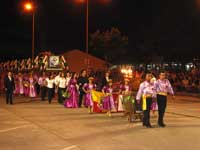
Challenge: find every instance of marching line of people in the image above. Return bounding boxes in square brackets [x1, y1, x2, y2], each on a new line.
[3, 70, 175, 128]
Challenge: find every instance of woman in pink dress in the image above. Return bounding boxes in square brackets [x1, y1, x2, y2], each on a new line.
[23, 72, 29, 97]
[28, 73, 37, 98]
[14, 73, 24, 96]
[65, 73, 79, 108]
[82, 77, 96, 113]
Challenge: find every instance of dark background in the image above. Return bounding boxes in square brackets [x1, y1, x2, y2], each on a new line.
[0, 0, 200, 61]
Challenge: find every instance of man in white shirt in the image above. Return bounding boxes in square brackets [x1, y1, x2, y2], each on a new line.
[57, 72, 67, 104]
[55, 72, 61, 87]
[46, 73, 55, 104]
[38, 72, 47, 101]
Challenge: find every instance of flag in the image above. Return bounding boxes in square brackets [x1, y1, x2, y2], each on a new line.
[91, 90, 104, 103]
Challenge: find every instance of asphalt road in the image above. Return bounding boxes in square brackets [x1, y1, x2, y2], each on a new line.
[0, 95, 200, 150]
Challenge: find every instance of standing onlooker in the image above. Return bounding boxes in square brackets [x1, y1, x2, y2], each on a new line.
[4, 71, 15, 105]
[77, 69, 88, 108]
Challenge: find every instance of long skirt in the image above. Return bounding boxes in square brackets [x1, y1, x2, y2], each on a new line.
[29, 85, 36, 98]
[84, 93, 94, 107]
[65, 89, 78, 108]
[102, 95, 115, 111]
[118, 95, 124, 111]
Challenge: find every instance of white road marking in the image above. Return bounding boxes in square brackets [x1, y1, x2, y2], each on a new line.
[0, 124, 31, 133]
[61, 145, 79, 150]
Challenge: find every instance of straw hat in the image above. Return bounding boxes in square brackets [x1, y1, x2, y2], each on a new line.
[108, 79, 112, 83]
[88, 77, 94, 80]
[124, 78, 130, 82]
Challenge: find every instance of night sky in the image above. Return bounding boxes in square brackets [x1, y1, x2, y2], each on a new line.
[0, 0, 200, 62]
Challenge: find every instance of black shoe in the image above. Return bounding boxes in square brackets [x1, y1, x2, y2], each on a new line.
[146, 124, 153, 128]
[158, 123, 166, 128]
[143, 123, 153, 128]
[143, 123, 146, 126]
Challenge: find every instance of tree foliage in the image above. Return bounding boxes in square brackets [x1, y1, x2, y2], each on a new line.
[89, 27, 128, 63]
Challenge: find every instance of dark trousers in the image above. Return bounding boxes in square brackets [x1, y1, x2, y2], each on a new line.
[157, 94, 167, 124]
[78, 91, 85, 107]
[143, 98, 152, 126]
[58, 88, 65, 104]
[41, 86, 47, 101]
[48, 88, 54, 103]
[6, 90, 13, 104]
[36, 83, 40, 95]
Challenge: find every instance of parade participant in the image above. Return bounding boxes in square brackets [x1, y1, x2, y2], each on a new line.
[118, 78, 132, 112]
[155, 71, 175, 127]
[65, 72, 79, 108]
[45, 73, 55, 104]
[66, 71, 71, 87]
[77, 69, 88, 108]
[14, 72, 24, 96]
[57, 72, 67, 104]
[23, 72, 29, 97]
[55, 72, 61, 87]
[38, 72, 47, 101]
[136, 72, 156, 128]
[150, 76, 158, 116]
[28, 73, 37, 98]
[102, 79, 116, 117]
[54, 72, 61, 95]
[101, 72, 111, 89]
[82, 77, 96, 113]
[34, 72, 40, 96]
[4, 72, 15, 105]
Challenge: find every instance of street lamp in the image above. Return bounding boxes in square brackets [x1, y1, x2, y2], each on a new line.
[24, 1, 35, 65]
[77, 0, 110, 70]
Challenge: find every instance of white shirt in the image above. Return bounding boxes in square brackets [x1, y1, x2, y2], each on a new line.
[38, 77, 46, 86]
[58, 77, 67, 88]
[54, 75, 60, 86]
[66, 77, 71, 87]
[46, 78, 55, 88]
[8, 76, 12, 81]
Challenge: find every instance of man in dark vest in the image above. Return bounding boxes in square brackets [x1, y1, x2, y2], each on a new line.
[77, 69, 88, 107]
[4, 71, 15, 105]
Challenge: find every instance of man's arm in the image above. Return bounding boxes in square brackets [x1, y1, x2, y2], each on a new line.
[4, 77, 7, 90]
[136, 83, 144, 101]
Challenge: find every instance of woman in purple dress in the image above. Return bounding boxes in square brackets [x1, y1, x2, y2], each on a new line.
[82, 77, 96, 113]
[65, 73, 79, 108]
[102, 79, 116, 117]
